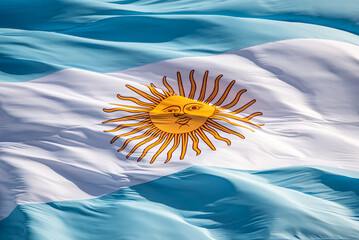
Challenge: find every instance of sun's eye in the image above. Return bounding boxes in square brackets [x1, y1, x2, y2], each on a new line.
[185, 104, 203, 111]
[162, 106, 180, 113]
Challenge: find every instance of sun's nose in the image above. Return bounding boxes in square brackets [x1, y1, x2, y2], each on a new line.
[174, 113, 185, 117]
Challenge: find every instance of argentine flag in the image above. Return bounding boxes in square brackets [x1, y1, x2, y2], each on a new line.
[1, 0, 359, 239]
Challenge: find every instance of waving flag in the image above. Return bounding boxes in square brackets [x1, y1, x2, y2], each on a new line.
[1, 1, 359, 239]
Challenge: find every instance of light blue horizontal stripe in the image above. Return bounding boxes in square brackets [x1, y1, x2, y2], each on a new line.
[1, 166, 358, 240]
[1, 0, 359, 82]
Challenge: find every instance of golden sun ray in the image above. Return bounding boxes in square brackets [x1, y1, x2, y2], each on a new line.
[202, 124, 231, 146]
[188, 70, 196, 99]
[126, 129, 161, 158]
[102, 113, 149, 124]
[162, 76, 175, 94]
[109, 123, 153, 144]
[104, 119, 151, 133]
[117, 94, 156, 108]
[196, 128, 216, 150]
[165, 134, 181, 163]
[177, 71, 185, 97]
[204, 74, 222, 104]
[221, 89, 247, 109]
[137, 132, 168, 162]
[189, 131, 201, 155]
[180, 134, 188, 160]
[126, 84, 161, 104]
[117, 126, 157, 152]
[198, 70, 208, 102]
[103, 70, 262, 164]
[151, 134, 174, 163]
[213, 80, 235, 106]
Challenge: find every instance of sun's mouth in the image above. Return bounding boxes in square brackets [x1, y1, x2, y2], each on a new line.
[176, 116, 191, 126]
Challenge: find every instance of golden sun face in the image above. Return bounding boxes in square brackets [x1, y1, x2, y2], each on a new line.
[150, 95, 215, 134]
[102, 70, 263, 164]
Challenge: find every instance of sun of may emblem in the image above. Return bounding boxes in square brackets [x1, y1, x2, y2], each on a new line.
[102, 70, 263, 164]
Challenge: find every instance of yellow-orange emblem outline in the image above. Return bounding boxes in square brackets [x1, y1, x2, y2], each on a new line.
[103, 70, 263, 164]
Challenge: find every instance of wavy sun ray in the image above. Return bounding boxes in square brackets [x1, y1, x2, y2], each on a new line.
[196, 128, 216, 150]
[204, 74, 222, 104]
[198, 70, 209, 102]
[137, 132, 168, 162]
[165, 134, 181, 163]
[103, 70, 262, 164]
[104, 119, 151, 133]
[189, 131, 201, 155]
[188, 70, 196, 99]
[213, 80, 235, 106]
[117, 94, 156, 108]
[117, 126, 157, 152]
[109, 123, 153, 144]
[202, 124, 231, 146]
[126, 130, 161, 158]
[177, 71, 185, 97]
[102, 113, 149, 124]
[220, 89, 247, 109]
[151, 134, 174, 163]
[162, 76, 175, 94]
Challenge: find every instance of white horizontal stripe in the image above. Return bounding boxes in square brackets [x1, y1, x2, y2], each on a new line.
[0, 39, 358, 220]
